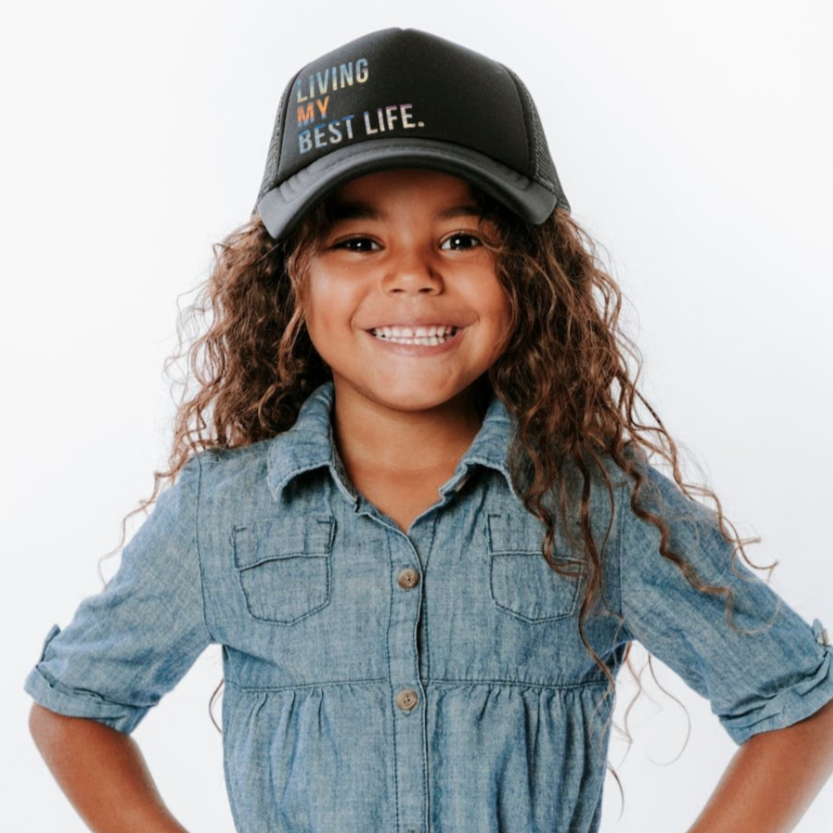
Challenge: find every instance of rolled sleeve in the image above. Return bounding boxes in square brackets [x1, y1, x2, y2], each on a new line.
[23, 455, 214, 735]
[618, 462, 833, 746]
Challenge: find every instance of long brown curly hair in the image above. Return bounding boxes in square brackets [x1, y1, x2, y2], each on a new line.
[99, 177, 774, 815]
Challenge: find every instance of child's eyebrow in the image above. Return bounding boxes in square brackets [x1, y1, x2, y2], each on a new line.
[328, 199, 485, 223]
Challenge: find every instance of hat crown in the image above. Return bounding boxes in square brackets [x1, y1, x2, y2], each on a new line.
[255, 27, 569, 240]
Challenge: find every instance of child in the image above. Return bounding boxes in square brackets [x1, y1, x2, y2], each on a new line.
[24, 26, 833, 833]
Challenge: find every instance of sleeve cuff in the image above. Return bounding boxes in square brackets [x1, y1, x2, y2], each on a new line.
[23, 663, 148, 735]
[719, 640, 833, 746]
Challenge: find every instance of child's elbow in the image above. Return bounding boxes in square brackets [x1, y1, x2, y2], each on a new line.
[28, 702, 104, 749]
[28, 702, 65, 749]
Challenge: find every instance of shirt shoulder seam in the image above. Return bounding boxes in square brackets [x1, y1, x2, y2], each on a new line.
[616, 477, 635, 641]
[192, 453, 216, 645]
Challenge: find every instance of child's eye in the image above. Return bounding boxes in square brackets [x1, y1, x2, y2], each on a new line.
[440, 232, 482, 251]
[332, 236, 380, 252]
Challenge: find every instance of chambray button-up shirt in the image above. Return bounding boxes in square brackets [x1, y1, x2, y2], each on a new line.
[24, 380, 833, 833]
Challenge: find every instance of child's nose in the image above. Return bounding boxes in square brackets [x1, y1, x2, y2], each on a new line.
[382, 245, 442, 294]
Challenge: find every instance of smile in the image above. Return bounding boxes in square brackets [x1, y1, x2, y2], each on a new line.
[369, 324, 460, 343]
[365, 325, 465, 356]
[370, 324, 459, 345]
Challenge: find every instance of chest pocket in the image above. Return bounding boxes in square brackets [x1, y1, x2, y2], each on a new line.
[232, 515, 335, 625]
[487, 513, 586, 623]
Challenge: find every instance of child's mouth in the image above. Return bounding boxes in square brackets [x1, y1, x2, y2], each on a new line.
[365, 325, 465, 355]
[369, 325, 460, 346]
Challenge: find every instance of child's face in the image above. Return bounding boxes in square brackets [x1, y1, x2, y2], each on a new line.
[303, 168, 512, 416]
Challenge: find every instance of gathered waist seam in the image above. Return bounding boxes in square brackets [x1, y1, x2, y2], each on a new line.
[223, 675, 611, 693]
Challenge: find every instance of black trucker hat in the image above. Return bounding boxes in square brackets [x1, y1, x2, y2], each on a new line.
[254, 27, 570, 241]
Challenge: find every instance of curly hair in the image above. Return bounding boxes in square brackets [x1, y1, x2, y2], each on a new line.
[98, 180, 774, 815]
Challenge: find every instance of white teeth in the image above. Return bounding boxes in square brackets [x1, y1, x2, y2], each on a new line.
[371, 325, 459, 339]
[382, 335, 447, 345]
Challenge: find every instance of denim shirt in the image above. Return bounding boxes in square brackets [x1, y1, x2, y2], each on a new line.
[24, 380, 833, 833]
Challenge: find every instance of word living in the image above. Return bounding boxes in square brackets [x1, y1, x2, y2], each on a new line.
[294, 54, 426, 155]
[298, 103, 425, 154]
[296, 59, 370, 102]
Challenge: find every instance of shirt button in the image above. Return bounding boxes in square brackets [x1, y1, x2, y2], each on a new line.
[397, 567, 420, 589]
[395, 688, 420, 712]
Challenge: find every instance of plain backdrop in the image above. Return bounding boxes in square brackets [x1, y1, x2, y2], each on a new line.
[2, 1, 831, 831]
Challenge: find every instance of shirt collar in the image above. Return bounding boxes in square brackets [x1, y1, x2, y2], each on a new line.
[265, 379, 521, 503]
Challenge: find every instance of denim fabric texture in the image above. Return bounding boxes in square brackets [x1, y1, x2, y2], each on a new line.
[24, 380, 833, 833]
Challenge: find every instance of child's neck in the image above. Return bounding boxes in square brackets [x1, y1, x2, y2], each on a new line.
[330, 382, 484, 476]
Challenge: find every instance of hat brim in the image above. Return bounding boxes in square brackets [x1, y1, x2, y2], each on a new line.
[255, 137, 566, 241]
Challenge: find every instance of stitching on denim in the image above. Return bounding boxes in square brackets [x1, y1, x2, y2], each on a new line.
[381, 525, 401, 832]
[427, 677, 611, 691]
[193, 453, 216, 644]
[222, 676, 609, 693]
[231, 520, 333, 624]
[422, 511, 441, 670]
[489, 551, 583, 623]
[224, 676, 389, 693]
[419, 509, 439, 828]
[615, 480, 632, 641]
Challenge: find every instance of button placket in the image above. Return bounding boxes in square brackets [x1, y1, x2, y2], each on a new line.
[385, 533, 429, 832]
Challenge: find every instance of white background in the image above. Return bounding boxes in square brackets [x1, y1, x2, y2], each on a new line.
[2, 1, 832, 831]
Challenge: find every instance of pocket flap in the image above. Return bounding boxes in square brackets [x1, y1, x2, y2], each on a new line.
[487, 513, 585, 571]
[233, 515, 335, 570]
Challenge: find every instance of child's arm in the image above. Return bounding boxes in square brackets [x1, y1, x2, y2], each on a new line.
[615, 463, 833, 827]
[24, 456, 214, 828]
[686, 696, 833, 833]
[29, 704, 191, 833]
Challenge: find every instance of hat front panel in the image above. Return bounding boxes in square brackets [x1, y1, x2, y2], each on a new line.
[275, 28, 530, 184]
